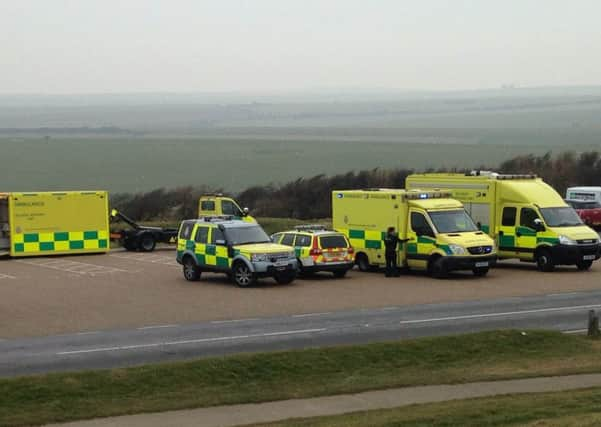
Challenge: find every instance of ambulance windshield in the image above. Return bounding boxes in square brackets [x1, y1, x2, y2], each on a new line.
[540, 207, 583, 227]
[225, 225, 271, 245]
[428, 210, 478, 234]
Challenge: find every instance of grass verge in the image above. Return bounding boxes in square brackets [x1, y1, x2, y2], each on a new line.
[249, 387, 601, 427]
[2, 330, 601, 426]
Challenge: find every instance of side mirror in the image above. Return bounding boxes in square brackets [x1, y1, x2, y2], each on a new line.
[243, 207, 249, 216]
[215, 239, 226, 245]
[533, 218, 545, 232]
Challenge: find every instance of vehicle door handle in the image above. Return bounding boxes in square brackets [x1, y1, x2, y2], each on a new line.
[498, 231, 504, 236]
[516, 232, 522, 237]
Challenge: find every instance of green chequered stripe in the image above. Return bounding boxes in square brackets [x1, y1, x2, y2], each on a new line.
[344, 228, 385, 250]
[13, 230, 108, 253]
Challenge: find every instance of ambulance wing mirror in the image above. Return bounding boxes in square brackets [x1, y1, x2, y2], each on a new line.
[243, 207, 249, 216]
[533, 218, 545, 232]
[215, 239, 227, 245]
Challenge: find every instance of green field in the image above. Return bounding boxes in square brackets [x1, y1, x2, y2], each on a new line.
[2, 135, 600, 193]
[2, 88, 601, 193]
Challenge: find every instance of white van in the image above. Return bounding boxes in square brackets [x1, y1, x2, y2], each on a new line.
[566, 187, 601, 204]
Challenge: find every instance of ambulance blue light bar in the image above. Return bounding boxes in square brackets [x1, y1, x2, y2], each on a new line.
[404, 191, 453, 200]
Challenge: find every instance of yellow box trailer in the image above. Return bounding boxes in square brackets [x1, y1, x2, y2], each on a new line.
[0, 191, 109, 257]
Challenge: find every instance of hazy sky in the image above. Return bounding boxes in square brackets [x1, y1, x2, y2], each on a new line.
[2, 0, 600, 94]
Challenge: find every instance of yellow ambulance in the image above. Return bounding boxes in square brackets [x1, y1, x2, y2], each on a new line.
[0, 191, 109, 257]
[198, 195, 256, 223]
[332, 189, 497, 278]
[406, 172, 601, 271]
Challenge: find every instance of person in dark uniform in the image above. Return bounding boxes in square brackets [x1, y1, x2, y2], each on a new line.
[384, 226, 400, 277]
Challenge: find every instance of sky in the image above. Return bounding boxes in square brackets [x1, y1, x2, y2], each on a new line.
[2, 0, 601, 94]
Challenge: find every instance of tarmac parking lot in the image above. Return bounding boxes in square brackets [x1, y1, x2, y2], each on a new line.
[1, 248, 601, 339]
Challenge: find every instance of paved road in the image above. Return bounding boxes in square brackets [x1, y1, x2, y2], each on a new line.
[2, 289, 601, 377]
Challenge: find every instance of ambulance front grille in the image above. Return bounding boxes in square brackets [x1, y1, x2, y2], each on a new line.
[467, 246, 493, 255]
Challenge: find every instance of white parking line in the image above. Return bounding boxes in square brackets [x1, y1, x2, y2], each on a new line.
[109, 253, 179, 267]
[137, 324, 179, 330]
[292, 312, 332, 318]
[56, 328, 327, 355]
[211, 318, 260, 324]
[0, 273, 16, 279]
[17, 259, 128, 276]
[399, 304, 601, 325]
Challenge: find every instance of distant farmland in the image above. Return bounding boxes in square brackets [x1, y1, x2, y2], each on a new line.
[2, 88, 601, 193]
[2, 133, 600, 193]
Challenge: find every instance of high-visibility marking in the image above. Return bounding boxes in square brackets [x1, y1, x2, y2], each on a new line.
[399, 304, 601, 325]
[56, 328, 327, 355]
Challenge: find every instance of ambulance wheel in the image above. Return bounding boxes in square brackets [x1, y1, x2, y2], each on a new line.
[333, 269, 348, 278]
[429, 256, 448, 279]
[577, 260, 593, 271]
[356, 253, 371, 272]
[473, 267, 489, 277]
[233, 262, 256, 287]
[182, 256, 201, 281]
[138, 234, 156, 252]
[535, 249, 555, 272]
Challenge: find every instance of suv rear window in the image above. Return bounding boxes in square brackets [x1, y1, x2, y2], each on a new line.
[179, 221, 195, 240]
[320, 235, 348, 249]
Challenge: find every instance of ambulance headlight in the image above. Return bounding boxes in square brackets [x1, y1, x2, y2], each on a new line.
[558, 235, 577, 246]
[251, 253, 269, 262]
[448, 244, 466, 255]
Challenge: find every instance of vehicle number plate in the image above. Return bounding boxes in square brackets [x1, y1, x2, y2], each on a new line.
[475, 261, 489, 267]
[274, 260, 288, 267]
[583, 255, 596, 261]
[325, 252, 342, 258]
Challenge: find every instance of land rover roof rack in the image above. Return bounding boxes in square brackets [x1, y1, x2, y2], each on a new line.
[294, 224, 328, 232]
[199, 215, 236, 222]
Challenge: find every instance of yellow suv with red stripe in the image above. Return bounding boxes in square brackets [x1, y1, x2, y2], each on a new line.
[271, 225, 354, 277]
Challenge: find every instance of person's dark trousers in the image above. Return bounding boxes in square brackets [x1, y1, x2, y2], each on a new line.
[385, 252, 397, 277]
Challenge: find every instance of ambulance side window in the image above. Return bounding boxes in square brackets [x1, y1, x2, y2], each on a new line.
[280, 233, 295, 246]
[211, 228, 226, 245]
[222, 200, 241, 216]
[201, 201, 215, 212]
[502, 207, 517, 226]
[520, 208, 540, 230]
[179, 221, 194, 240]
[295, 235, 312, 247]
[194, 226, 209, 244]
[271, 233, 282, 243]
[411, 212, 434, 238]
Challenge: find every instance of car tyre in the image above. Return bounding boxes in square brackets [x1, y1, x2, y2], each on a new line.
[183, 256, 201, 281]
[333, 269, 348, 278]
[233, 262, 256, 287]
[535, 249, 555, 272]
[138, 234, 156, 252]
[429, 256, 448, 279]
[576, 260, 593, 271]
[356, 253, 371, 272]
[275, 271, 296, 285]
[472, 267, 489, 277]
